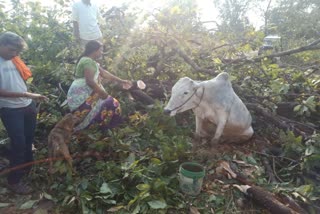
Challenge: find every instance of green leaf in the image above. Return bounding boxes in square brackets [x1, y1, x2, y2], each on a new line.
[34, 208, 48, 214]
[0, 203, 10, 208]
[81, 199, 93, 214]
[127, 153, 136, 165]
[19, 200, 38, 209]
[26, 77, 33, 84]
[107, 206, 124, 212]
[208, 194, 216, 202]
[81, 192, 93, 201]
[150, 158, 162, 164]
[100, 182, 112, 194]
[293, 104, 301, 112]
[245, 156, 257, 165]
[213, 58, 222, 64]
[295, 185, 313, 196]
[214, 195, 225, 206]
[305, 96, 315, 104]
[305, 146, 316, 156]
[102, 199, 116, 204]
[136, 184, 150, 191]
[305, 96, 316, 112]
[80, 179, 89, 190]
[147, 200, 167, 209]
[43, 192, 53, 200]
[128, 197, 138, 206]
[132, 204, 141, 214]
[280, 84, 290, 94]
[302, 106, 309, 114]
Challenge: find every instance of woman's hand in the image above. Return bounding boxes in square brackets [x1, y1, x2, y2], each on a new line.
[99, 67, 133, 90]
[24, 92, 49, 102]
[121, 80, 133, 90]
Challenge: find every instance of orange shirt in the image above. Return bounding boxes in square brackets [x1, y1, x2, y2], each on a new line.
[11, 56, 32, 80]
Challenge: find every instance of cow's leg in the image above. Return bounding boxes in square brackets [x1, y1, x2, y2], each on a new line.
[238, 126, 254, 142]
[244, 126, 254, 139]
[195, 115, 205, 138]
[210, 111, 228, 145]
[193, 116, 205, 148]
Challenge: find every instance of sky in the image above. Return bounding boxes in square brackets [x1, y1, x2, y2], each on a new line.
[93, 0, 222, 29]
[92, 0, 217, 17]
[3, 0, 264, 29]
[97, 0, 218, 19]
[89, 0, 264, 28]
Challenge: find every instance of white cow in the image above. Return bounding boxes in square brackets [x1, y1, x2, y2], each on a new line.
[164, 72, 253, 144]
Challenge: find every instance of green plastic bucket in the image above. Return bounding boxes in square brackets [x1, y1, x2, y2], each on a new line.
[179, 162, 205, 196]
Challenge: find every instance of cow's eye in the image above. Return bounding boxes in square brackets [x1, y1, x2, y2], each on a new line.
[184, 92, 188, 95]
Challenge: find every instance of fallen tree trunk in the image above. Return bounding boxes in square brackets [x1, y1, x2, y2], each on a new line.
[235, 185, 305, 214]
[217, 161, 307, 214]
[245, 103, 317, 138]
[223, 38, 320, 64]
[174, 38, 320, 72]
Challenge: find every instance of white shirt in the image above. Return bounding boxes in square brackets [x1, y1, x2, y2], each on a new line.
[72, 1, 103, 40]
[0, 57, 32, 108]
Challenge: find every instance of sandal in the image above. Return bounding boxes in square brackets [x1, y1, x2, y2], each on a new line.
[8, 182, 33, 195]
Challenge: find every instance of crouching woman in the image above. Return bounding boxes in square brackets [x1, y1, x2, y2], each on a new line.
[67, 40, 132, 131]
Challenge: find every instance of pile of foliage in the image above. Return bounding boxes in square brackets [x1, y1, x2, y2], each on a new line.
[0, 0, 319, 213]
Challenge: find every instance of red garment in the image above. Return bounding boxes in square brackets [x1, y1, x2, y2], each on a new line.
[11, 56, 32, 80]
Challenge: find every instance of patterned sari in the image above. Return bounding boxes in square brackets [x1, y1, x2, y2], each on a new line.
[67, 58, 123, 131]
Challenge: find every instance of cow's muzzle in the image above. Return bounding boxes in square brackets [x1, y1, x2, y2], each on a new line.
[163, 109, 171, 115]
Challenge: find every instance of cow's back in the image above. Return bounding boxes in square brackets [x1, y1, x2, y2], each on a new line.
[201, 75, 234, 109]
[200, 74, 252, 135]
[227, 92, 252, 130]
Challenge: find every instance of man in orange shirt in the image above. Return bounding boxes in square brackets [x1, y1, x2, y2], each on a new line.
[0, 32, 48, 194]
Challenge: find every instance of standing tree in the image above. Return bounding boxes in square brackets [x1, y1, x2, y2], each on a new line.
[214, 0, 253, 35]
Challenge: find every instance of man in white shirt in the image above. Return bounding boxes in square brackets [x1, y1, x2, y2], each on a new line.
[72, 0, 103, 48]
[0, 32, 48, 194]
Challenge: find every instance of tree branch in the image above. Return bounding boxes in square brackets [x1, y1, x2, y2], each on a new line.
[223, 38, 320, 64]
[173, 47, 218, 75]
[246, 103, 317, 138]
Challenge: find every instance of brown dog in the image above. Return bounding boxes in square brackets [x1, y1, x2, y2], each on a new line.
[48, 113, 78, 173]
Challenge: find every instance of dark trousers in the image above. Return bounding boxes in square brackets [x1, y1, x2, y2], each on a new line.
[0, 101, 37, 184]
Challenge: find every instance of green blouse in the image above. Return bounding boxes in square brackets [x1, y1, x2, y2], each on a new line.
[75, 57, 98, 78]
